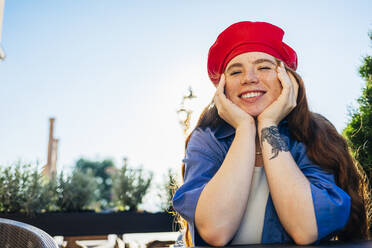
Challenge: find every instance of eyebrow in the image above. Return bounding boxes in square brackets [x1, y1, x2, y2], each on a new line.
[226, 63, 243, 72]
[253, 58, 277, 66]
[226, 59, 277, 72]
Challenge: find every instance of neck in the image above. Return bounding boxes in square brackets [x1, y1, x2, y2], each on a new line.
[255, 134, 261, 151]
[254, 118, 260, 146]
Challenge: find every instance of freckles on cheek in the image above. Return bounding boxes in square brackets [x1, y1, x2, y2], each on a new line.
[224, 82, 235, 99]
[225, 91, 233, 100]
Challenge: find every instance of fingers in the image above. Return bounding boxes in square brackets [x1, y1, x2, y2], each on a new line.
[215, 74, 226, 99]
[276, 61, 297, 107]
[216, 74, 225, 95]
[213, 74, 226, 111]
[277, 61, 292, 88]
[287, 71, 299, 102]
[214, 73, 234, 115]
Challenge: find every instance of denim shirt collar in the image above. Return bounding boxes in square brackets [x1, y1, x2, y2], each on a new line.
[213, 119, 289, 140]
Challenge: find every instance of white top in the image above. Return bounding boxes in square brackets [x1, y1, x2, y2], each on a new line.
[231, 166, 270, 245]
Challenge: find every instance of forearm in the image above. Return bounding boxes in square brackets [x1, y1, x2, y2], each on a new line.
[195, 124, 256, 245]
[258, 123, 317, 245]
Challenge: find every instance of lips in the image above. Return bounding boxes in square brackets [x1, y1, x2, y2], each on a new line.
[239, 90, 266, 103]
[239, 90, 266, 98]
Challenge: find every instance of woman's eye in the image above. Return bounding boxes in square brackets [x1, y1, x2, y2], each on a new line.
[258, 67, 271, 70]
[230, 71, 241, 76]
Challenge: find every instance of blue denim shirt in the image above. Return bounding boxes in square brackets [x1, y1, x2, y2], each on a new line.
[172, 120, 351, 246]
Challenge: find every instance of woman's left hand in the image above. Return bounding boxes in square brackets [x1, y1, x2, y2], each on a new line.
[257, 61, 299, 128]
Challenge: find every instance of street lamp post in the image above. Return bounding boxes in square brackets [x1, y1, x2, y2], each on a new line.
[177, 87, 196, 135]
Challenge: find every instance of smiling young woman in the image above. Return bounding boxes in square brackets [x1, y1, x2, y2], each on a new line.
[172, 21, 370, 247]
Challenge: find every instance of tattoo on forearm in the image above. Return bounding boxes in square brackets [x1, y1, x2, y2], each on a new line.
[260, 126, 289, 160]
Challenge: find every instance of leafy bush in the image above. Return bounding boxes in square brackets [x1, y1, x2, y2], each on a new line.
[158, 168, 178, 212]
[343, 31, 372, 233]
[0, 158, 155, 214]
[0, 162, 56, 214]
[112, 161, 153, 211]
[56, 169, 98, 212]
[75, 158, 115, 209]
[343, 32, 372, 180]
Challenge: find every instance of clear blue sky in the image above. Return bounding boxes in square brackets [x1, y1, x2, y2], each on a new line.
[1, 0, 371, 211]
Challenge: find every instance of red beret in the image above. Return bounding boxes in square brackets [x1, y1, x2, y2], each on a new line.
[207, 21, 298, 84]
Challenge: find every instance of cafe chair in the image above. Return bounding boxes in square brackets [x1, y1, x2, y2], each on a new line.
[0, 217, 58, 248]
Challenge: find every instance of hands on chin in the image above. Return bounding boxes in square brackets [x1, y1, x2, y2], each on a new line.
[213, 62, 298, 135]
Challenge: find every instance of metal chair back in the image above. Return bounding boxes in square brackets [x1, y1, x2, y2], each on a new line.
[0, 217, 58, 248]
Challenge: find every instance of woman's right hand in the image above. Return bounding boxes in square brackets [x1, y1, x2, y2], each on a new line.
[213, 74, 255, 130]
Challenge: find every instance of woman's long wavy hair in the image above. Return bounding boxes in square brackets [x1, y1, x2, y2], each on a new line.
[174, 63, 371, 246]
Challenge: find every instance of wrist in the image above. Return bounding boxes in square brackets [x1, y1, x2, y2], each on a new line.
[258, 120, 277, 132]
[236, 120, 256, 135]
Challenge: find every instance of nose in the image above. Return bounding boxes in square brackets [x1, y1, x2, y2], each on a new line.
[241, 69, 259, 85]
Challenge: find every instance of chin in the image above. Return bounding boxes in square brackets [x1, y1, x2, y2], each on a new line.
[250, 112, 261, 117]
[242, 108, 262, 117]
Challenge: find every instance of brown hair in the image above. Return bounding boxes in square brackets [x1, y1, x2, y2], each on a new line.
[175, 64, 371, 246]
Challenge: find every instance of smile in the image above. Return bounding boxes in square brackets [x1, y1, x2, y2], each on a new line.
[239, 90, 266, 103]
[241, 91, 264, 99]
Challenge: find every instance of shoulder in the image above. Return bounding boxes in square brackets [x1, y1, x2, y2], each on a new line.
[186, 123, 235, 164]
[186, 127, 222, 164]
[188, 120, 234, 145]
[187, 126, 216, 148]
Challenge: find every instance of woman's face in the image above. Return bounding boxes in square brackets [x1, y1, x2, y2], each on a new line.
[223, 52, 282, 117]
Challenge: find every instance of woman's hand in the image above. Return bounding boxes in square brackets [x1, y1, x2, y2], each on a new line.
[214, 74, 255, 130]
[257, 62, 299, 128]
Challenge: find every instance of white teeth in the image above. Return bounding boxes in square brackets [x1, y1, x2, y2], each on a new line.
[241, 92, 263, 98]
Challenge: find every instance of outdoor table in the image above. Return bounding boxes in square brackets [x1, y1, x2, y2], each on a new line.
[194, 240, 372, 248]
[122, 232, 179, 248]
